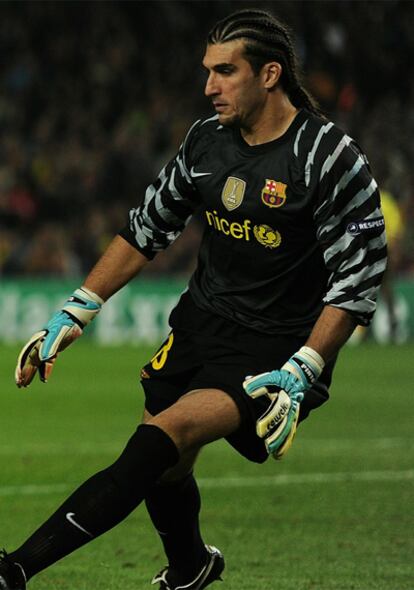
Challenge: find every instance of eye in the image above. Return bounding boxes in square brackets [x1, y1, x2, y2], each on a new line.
[217, 66, 236, 75]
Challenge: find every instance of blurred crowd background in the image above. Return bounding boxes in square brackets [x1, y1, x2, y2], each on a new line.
[1, 0, 413, 279]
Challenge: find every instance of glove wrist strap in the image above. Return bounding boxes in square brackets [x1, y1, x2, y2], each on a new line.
[62, 286, 104, 327]
[298, 346, 325, 374]
[283, 346, 325, 385]
[79, 286, 105, 306]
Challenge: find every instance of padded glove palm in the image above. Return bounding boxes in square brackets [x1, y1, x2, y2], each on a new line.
[243, 346, 325, 459]
[15, 287, 103, 388]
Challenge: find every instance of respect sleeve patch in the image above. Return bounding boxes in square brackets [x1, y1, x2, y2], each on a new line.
[346, 217, 385, 235]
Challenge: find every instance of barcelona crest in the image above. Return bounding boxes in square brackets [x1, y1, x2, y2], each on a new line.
[261, 179, 287, 208]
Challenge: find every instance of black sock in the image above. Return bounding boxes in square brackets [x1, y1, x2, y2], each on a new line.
[8, 424, 179, 581]
[145, 473, 207, 577]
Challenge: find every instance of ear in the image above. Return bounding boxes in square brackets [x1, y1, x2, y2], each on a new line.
[263, 62, 282, 90]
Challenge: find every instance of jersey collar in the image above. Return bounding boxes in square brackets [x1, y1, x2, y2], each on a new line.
[232, 109, 309, 154]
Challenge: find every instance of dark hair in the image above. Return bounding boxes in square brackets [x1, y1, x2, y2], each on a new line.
[208, 9, 321, 116]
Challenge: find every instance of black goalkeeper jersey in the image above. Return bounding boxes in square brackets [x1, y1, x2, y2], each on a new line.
[120, 109, 387, 336]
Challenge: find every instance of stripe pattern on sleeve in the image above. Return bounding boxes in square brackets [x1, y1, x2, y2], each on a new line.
[126, 121, 202, 259]
[308, 126, 387, 325]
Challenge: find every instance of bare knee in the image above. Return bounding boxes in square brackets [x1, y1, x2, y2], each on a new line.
[142, 407, 195, 451]
[142, 408, 201, 469]
[145, 388, 241, 452]
[147, 410, 200, 452]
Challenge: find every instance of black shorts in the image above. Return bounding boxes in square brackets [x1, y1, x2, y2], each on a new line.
[140, 293, 335, 464]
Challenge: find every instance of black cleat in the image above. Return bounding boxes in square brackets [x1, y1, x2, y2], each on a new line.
[151, 545, 224, 590]
[0, 551, 26, 590]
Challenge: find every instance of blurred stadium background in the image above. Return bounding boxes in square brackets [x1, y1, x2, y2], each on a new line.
[1, 0, 414, 345]
[1, 2, 414, 589]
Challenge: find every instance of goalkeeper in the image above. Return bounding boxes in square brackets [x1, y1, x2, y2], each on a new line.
[1, 8, 386, 590]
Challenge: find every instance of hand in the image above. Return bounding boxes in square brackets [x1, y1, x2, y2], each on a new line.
[243, 346, 325, 458]
[15, 287, 103, 388]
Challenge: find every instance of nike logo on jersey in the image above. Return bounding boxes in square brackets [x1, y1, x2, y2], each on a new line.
[190, 166, 212, 178]
[66, 512, 93, 538]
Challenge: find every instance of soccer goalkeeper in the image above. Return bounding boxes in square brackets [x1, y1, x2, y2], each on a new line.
[1, 8, 386, 590]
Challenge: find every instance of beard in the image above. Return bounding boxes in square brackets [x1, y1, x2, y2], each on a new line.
[217, 111, 242, 128]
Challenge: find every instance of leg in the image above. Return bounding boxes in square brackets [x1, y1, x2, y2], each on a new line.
[144, 389, 239, 589]
[3, 389, 240, 587]
[147, 387, 241, 450]
[143, 410, 206, 578]
[5, 423, 179, 584]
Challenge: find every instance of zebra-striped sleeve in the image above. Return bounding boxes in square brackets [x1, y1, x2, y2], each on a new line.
[310, 129, 387, 325]
[120, 121, 202, 259]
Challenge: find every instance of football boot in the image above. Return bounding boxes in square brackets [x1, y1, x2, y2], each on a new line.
[151, 544, 224, 590]
[0, 551, 26, 590]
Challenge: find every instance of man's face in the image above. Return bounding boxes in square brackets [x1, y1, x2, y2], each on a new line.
[203, 40, 267, 128]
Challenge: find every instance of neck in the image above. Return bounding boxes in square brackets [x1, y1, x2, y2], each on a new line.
[240, 93, 299, 146]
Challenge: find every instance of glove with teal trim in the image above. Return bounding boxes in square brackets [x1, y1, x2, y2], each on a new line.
[243, 346, 325, 459]
[15, 287, 104, 388]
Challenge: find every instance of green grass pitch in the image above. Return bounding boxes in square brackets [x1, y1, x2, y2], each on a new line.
[1, 342, 413, 590]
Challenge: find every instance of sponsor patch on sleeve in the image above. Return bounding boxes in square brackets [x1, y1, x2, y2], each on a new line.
[347, 217, 385, 235]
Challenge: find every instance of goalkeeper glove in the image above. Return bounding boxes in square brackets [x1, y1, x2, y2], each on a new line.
[243, 346, 325, 459]
[15, 286, 104, 388]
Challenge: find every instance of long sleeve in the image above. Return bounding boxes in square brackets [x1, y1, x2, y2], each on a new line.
[119, 120, 202, 259]
[309, 125, 387, 325]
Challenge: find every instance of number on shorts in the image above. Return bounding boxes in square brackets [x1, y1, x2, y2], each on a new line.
[150, 333, 174, 370]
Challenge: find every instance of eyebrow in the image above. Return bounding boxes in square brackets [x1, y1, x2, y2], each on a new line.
[203, 62, 237, 73]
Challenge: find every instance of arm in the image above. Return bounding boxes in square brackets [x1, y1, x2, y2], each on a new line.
[83, 235, 149, 301]
[244, 128, 387, 458]
[16, 119, 203, 388]
[305, 304, 356, 362]
[15, 237, 150, 388]
[242, 304, 356, 460]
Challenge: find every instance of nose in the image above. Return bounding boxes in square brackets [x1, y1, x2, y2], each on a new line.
[205, 72, 219, 97]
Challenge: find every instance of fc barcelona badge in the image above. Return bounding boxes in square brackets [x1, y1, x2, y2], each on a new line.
[261, 179, 287, 208]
